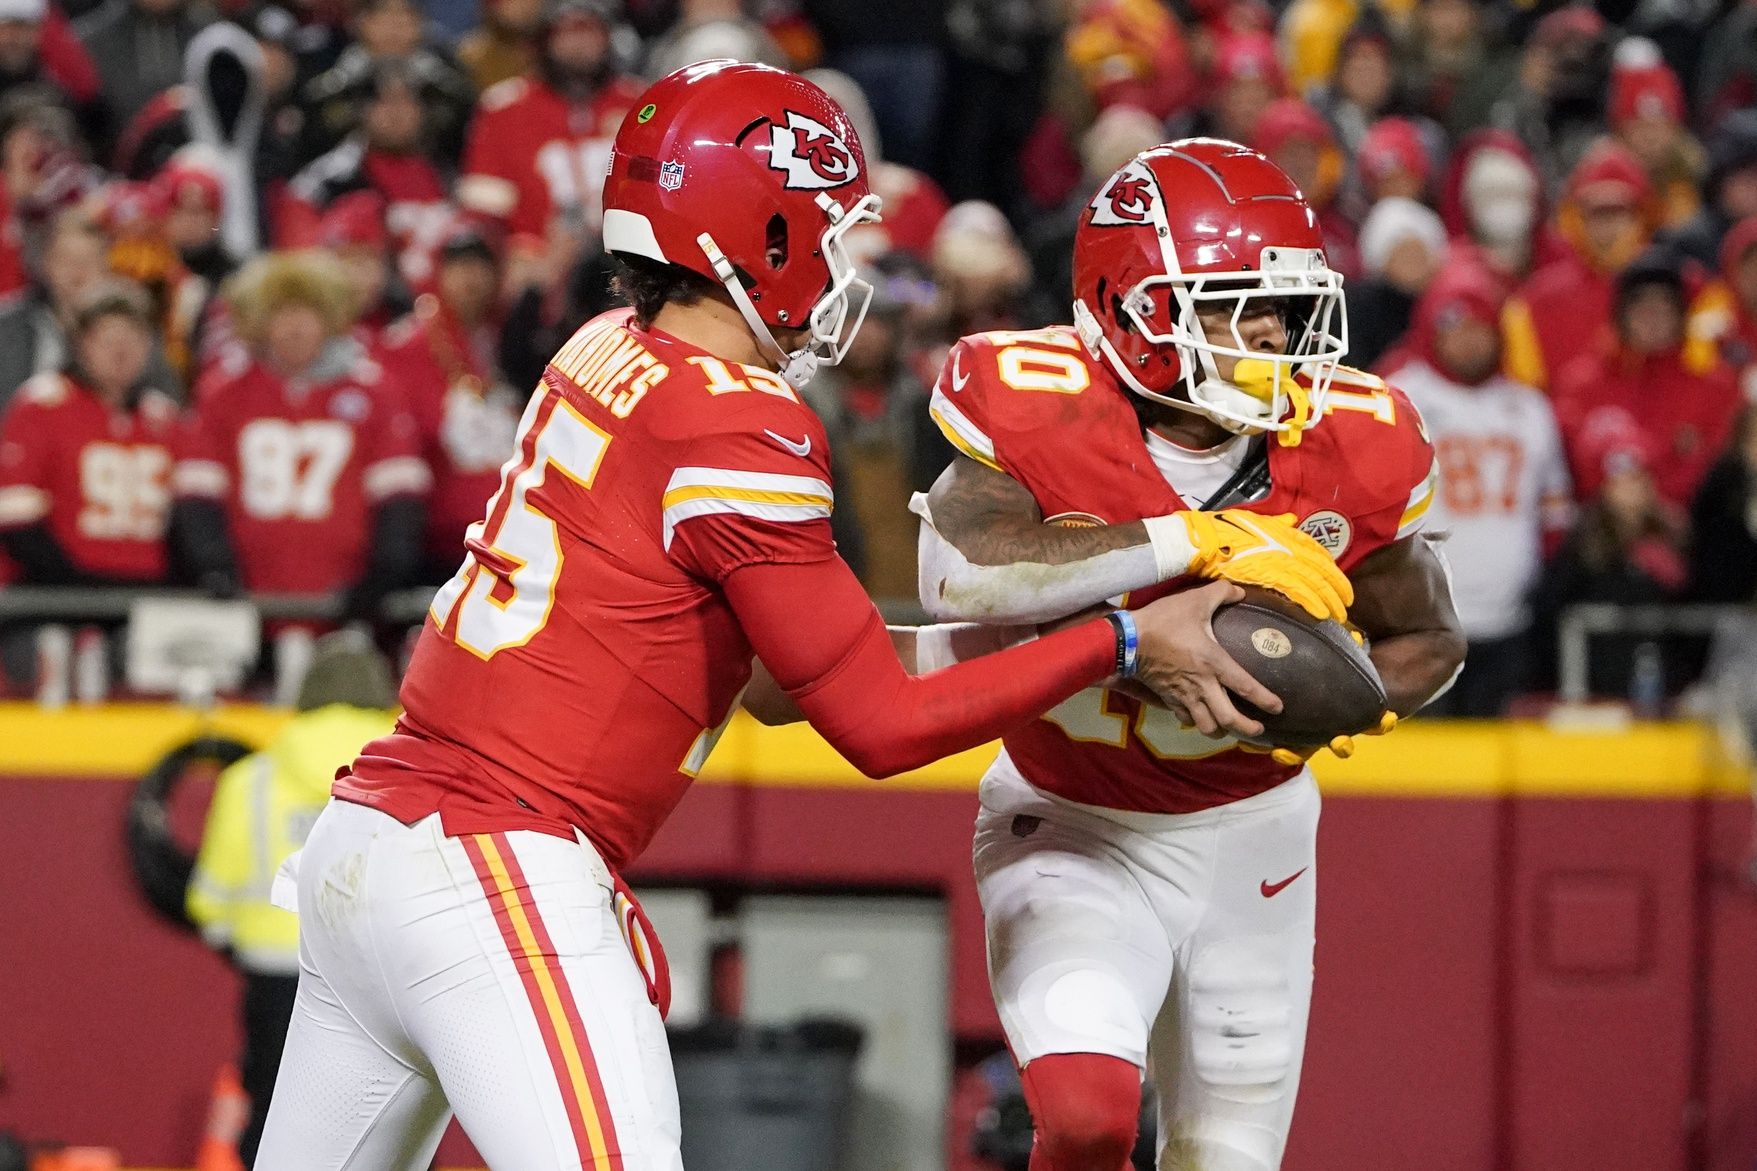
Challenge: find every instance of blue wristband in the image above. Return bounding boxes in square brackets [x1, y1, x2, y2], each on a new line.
[1106, 610, 1139, 679]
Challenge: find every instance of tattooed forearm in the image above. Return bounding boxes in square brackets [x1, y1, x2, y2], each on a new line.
[924, 457, 1151, 565]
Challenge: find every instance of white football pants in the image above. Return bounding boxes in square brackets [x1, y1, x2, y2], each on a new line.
[973, 752, 1319, 1171]
[255, 799, 682, 1171]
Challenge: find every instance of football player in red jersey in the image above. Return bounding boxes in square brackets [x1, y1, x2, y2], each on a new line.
[0, 285, 175, 584]
[912, 141, 1468, 1170]
[256, 66, 1352, 1170]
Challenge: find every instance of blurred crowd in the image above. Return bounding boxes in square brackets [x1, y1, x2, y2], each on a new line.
[2, 0, 1757, 712]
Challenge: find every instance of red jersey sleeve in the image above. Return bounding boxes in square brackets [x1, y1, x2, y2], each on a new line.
[664, 392, 838, 583]
[927, 328, 1101, 479]
[0, 390, 53, 529]
[1319, 373, 1439, 572]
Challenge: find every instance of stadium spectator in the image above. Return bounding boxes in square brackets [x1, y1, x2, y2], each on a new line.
[1349, 195, 1447, 371]
[1252, 98, 1357, 279]
[1688, 405, 1757, 605]
[645, 0, 786, 79]
[925, 200, 1045, 356]
[114, 6, 301, 187]
[150, 146, 231, 378]
[0, 210, 110, 413]
[1277, 0, 1368, 97]
[1485, 4, 1611, 187]
[314, 190, 408, 339]
[1389, 261, 1572, 716]
[458, 0, 639, 245]
[1552, 248, 1741, 514]
[375, 220, 519, 577]
[0, 88, 100, 300]
[1439, 128, 1547, 285]
[938, 0, 1059, 209]
[280, 58, 452, 286]
[1352, 115, 1433, 210]
[115, 21, 282, 265]
[1608, 38, 1702, 230]
[1662, 110, 1757, 272]
[0, 0, 102, 141]
[186, 629, 397, 1167]
[1061, 0, 1194, 123]
[799, 268, 950, 597]
[0, 282, 175, 584]
[1309, 12, 1401, 160]
[1697, 0, 1757, 128]
[1399, 0, 1490, 133]
[1504, 141, 1656, 391]
[1686, 215, 1757, 389]
[1532, 410, 1687, 697]
[1191, 29, 1283, 145]
[296, 0, 474, 170]
[73, 0, 213, 147]
[456, 0, 539, 92]
[805, 0, 943, 172]
[170, 249, 429, 614]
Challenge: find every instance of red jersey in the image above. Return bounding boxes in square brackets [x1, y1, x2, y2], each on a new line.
[338, 310, 840, 868]
[377, 298, 522, 562]
[458, 75, 643, 241]
[173, 344, 431, 594]
[930, 326, 1437, 814]
[0, 372, 177, 581]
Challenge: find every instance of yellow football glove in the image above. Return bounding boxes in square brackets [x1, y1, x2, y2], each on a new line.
[1247, 710, 1399, 766]
[1176, 509, 1354, 623]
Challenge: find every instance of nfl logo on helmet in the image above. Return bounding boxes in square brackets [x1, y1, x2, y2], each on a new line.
[659, 161, 685, 192]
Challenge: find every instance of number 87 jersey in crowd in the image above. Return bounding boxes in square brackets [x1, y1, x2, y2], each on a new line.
[338, 308, 840, 869]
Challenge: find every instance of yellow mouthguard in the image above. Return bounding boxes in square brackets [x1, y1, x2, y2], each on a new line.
[1233, 357, 1311, 447]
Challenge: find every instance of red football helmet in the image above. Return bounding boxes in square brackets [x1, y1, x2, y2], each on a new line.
[600, 60, 882, 387]
[1071, 138, 1347, 444]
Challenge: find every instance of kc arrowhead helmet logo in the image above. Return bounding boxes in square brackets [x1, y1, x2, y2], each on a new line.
[767, 110, 860, 191]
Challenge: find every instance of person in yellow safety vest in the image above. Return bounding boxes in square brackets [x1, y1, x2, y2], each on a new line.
[187, 631, 398, 1169]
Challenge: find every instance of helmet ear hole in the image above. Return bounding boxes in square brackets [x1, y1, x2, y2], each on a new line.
[765, 213, 789, 270]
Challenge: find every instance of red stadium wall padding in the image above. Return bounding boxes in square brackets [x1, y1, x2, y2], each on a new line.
[1506, 800, 1696, 1171]
[6, 769, 1757, 1170]
[1288, 798, 1503, 1171]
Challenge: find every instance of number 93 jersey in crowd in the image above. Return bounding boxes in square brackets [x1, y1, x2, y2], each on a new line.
[338, 309, 839, 869]
[927, 326, 1438, 814]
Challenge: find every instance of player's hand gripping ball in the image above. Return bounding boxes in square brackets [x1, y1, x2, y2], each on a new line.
[1209, 586, 1389, 754]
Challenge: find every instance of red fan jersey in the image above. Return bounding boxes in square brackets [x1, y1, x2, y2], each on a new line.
[338, 310, 840, 868]
[173, 346, 432, 594]
[458, 75, 643, 241]
[929, 326, 1438, 814]
[377, 298, 523, 562]
[0, 372, 177, 581]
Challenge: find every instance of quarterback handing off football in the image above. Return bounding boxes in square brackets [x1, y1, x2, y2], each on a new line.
[1211, 585, 1388, 748]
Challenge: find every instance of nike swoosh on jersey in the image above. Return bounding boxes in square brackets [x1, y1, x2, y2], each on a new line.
[1260, 868, 1308, 898]
[763, 429, 812, 458]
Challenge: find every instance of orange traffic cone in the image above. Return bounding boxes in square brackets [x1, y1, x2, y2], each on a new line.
[194, 1064, 248, 1171]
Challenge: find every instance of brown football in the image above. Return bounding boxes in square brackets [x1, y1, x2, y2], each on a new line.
[1210, 586, 1387, 749]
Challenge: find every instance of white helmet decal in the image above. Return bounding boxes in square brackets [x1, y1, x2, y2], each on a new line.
[1088, 159, 1159, 227]
[767, 110, 860, 191]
